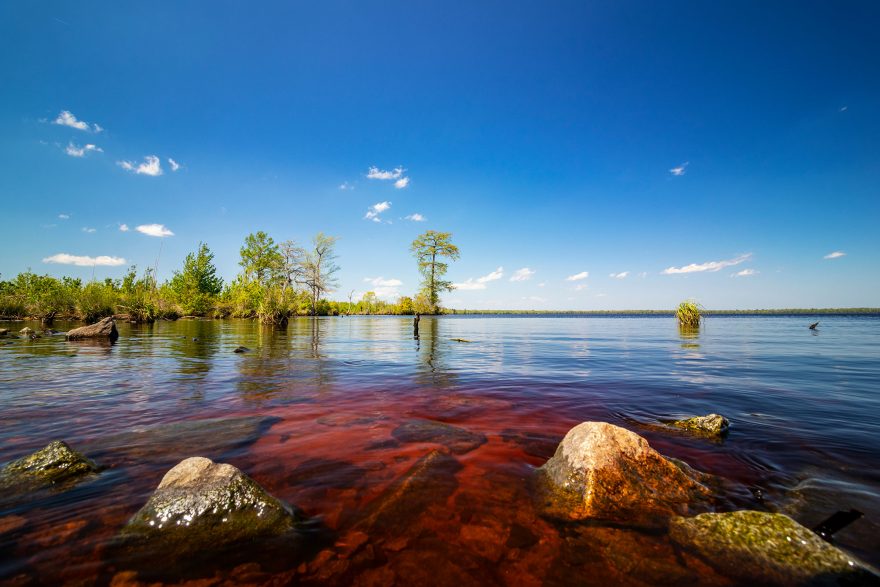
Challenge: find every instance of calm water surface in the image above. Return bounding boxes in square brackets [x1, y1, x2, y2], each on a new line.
[1, 316, 878, 585]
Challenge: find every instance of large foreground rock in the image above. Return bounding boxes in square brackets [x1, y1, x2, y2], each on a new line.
[66, 316, 118, 341]
[535, 422, 712, 525]
[119, 457, 310, 570]
[0, 440, 99, 495]
[670, 510, 880, 586]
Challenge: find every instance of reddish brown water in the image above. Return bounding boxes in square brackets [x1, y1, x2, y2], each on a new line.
[1, 316, 878, 585]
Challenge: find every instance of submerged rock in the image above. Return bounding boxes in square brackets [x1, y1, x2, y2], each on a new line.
[355, 449, 462, 541]
[669, 414, 730, 437]
[0, 440, 99, 494]
[120, 457, 307, 563]
[19, 327, 33, 335]
[0, 328, 8, 336]
[535, 422, 712, 525]
[669, 510, 880, 586]
[66, 316, 118, 341]
[391, 419, 487, 455]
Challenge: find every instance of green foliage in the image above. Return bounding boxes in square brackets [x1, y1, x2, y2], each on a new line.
[239, 231, 283, 287]
[76, 281, 117, 322]
[169, 243, 223, 315]
[676, 300, 704, 327]
[411, 230, 460, 313]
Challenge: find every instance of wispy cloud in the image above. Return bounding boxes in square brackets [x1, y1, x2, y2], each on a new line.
[840, 106, 848, 112]
[338, 181, 355, 191]
[669, 162, 689, 176]
[119, 223, 129, 232]
[510, 267, 535, 282]
[573, 284, 588, 291]
[824, 251, 846, 260]
[662, 253, 752, 275]
[58, 213, 70, 220]
[404, 213, 426, 222]
[609, 271, 629, 279]
[566, 271, 589, 281]
[53, 110, 102, 133]
[136, 223, 174, 237]
[367, 166, 410, 189]
[65, 142, 102, 157]
[367, 166, 404, 180]
[43, 253, 126, 267]
[454, 267, 504, 290]
[168, 158, 181, 172]
[365, 201, 391, 223]
[118, 155, 163, 176]
[81, 227, 96, 233]
[537, 282, 546, 287]
[364, 276, 403, 299]
[733, 268, 758, 277]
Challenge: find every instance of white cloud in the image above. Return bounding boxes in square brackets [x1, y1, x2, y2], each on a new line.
[136, 223, 174, 237]
[405, 213, 426, 222]
[65, 142, 102, 157]
[364, 276, 404, 299]
[81, 227, 96, 233]
[58, 213, 70, 220]
[573, 284, 588, 291]
[365, 201, 391, 223]
[338, 181, 354, 190]
[118, 155, 163, 176]
[824, 251, 846, 260]
[394, 177, 410, 189]
[454, 267, 504, 291]
[168, 158, 181, 171]
[53, 110, 102, 132]
[566, 271, 589, 281]
[670, 162, 689, 176]
[510, 267, 535, 282]
[662, 253, 752, 275]
[840, 106, 848, 112]
[609, 271, 629, 279]
[733, 268, 758, 277]
[119, 223, 129, 232]
[43, 253, 126, 267]
[638, 272, 648, 278]
[367, 166, 404, 180]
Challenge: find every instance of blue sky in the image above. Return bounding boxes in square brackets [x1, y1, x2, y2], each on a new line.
[1, 1, 878, 310]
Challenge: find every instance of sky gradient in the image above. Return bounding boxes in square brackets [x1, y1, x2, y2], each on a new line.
[1, 1, 878, 310]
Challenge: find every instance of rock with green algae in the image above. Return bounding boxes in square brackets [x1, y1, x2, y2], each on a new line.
[669, 414, 730, 437]
[669, 510, 880, 586]
[534, 421, 713, 526]
[118, 456, 312, 570]
[0, 440, 99, 493]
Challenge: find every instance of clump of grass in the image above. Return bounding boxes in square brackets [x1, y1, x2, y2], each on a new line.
[676, 300, 704, 327]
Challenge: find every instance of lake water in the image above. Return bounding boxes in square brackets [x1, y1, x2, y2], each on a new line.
[1, 315, 879, 585]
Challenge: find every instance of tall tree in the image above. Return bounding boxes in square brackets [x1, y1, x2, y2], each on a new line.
[278, 239, 305, 293]
[299, 232, 340, 314]
[411, 230, 460, 313]
[170, 242, 223, 315]
[239, 231, 283, 286]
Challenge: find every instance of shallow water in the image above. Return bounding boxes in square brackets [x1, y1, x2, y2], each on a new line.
[1, 315, 878, 585]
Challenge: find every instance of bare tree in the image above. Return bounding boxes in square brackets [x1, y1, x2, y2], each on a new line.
[298, 233, 340, 314]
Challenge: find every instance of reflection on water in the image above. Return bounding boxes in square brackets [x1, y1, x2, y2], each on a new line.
[1, 315, 879, 584]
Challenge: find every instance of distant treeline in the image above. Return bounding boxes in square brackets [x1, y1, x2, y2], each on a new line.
[446, 308, 880, 316]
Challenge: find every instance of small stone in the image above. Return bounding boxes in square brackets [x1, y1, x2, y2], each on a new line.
[233, 346, 249, 353]
[669, 510, 880, 586]
[670, 414, 730, 437]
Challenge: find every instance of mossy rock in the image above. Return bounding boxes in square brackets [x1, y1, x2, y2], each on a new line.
[669, 414, 729, 437]
[669, 510, 880, 586]
[0, 440, 99, 494]
[118, 457, 313, 573]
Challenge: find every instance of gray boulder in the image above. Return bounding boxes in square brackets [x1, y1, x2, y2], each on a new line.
[66, 316, 118, 341]
[535, 422, 712, 525]
[121, 457, 304, 558]
[0, 440, 99, 494]
[669, 510, 879, 586]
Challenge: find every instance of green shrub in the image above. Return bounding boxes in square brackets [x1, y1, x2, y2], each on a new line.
[676, 300, 703, 327]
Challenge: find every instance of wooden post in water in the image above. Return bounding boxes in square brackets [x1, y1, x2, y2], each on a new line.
[413, 313, 420, 338]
